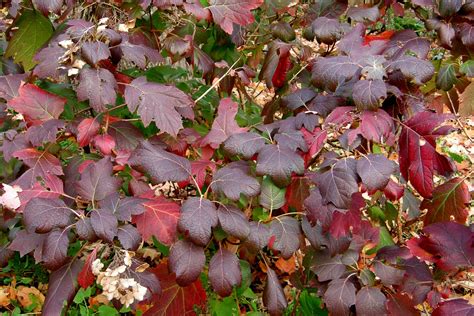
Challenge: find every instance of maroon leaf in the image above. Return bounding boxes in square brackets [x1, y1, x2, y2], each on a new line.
[78, 247, 98, 289]
[42, 228, 71, 270]
[33, 43, 66, 79]
[352, 79, 387, 110]
[373, 261, 404, 286]
[347, 5, 380, 23]
[386, 293, 420, 316]
[77, 158, 121, 201]
[13, 148, 63, 188]
[211, 162, 260, 200]
[124, 76, 194, 135]
[117, 224, 141, 250]
[0, 73, 27, 100]
[432, 299, 474, 316]
[357, 154, 396, 191]
[281, 88, 317, 110]
[312, 56, 361, 90]
[77, 118, 101, 147]
[282, 176, 310, 212]
[90, 208, 118, 243]
[201, 98, 246, 148]
[25, 119, 65, 146]
[92, 134, 116, 155]
[223, 132, 266, 159]
[355, 287, 387, 316]
[312, 17, 344, 45]
[118, 40, 163, 69]
[129, 141, 191, 183]
[269, 217, 301, 259]
[132, 196, 180, 245]
[246, 221, 271, 251]
[259, 40, 292, 89]
[389, 56, 435, 84]
[208, 0, 264, 34]
[256, 144, 305, 187]
[76, 68, 117, 112]
[209, 248, 242, 297]
[398, 111, 455, 198]
[100, 193, 146, 222]
[421, 177, 470, 225]
[274, 130, 308, 152]
[311, 250, 346, 282]
[43, 259, 83, 315]
[24, 197, 74, 233]
[302, 127, 327, 159]
[1, 131, 30, 163]
[323, 278, 356, 316]
[33, 0, 63, 15]
[263, 268, 288, 315]
[9, 230, 46, 259]
[108, 121, 144, 151]
[217, 204, 250, 240]
[359, 109, 394, 144]
[81, 41, 111, 65]
[178, 197, 218, 246]
[7, 84, 66, 124]
[169, 239, 206, 286]
[17, 174, 64, 212]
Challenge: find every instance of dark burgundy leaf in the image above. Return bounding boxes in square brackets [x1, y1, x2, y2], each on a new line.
[132, 196, 180, 245]
[117, 225, 141, 250]
[281, 88, 317, 110]
[201, 98, 246, 148]
[77, 68, 117, 112]
[347, 5, 380, 23]
[312, 17, 344, 44]
[303, 188, 334, 228]
[437, 0, 462, 17]
[91, 208, 118, 243]
[433, 299, 474, 316]
[9, 229, 46, 259]
[312, 56, 361, 91]
[33, 0, 63, 15]
[129, 141, 191, 183]
[178, 197, 218, 246]
[386, 293, 420, 316]
[208, 0, 263, 34]
[108, 121, 144, 151]
[399, 111, 455, 198]
[223, 132, 266, 159]
[209, 248, 242, 297]
[77, 118, 100, 147]
[42, 228, 70, 270]
[246, 221, 271, 251]
[43, 259, 83, 315]
[274, 130, 308, 152]
[256, 144, 304, 187]
[356, 154, 396, 191]
[76, 217, 97, 241]
[271, 22, 296, 42]
[169, 239, 206, 286]
[24, 197, 74, 233]
[295, 112, 319, 131]
[26, 119, 64, 146]
[373, 261, 404, 286]
[311, 250, 346, 282]
[263, 268, 288, 316]
[100, 193, 146, 222]
[352, 79, 387, 110]
[355, 286, 387, 316]
[269, 217, 301, 259]
[81, 41, 111, 65]
[77, 158, 121, 201]
[259, 40, 292, 89]
[7, 84, 66, 124]
[217, 204, 250, 240]
[118, 41, 163, 69]
[1, 130, 30, 162]
[324, 278, 356, 316]
[33, 43, 66, 79]
[211, 162, 260, 200]
[389, 56, 435, 84]
[308, 94, 345, 117]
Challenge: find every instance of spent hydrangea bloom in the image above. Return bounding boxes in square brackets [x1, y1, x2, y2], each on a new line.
[92, 259, 104, 275]
[0, 183, 22, 210]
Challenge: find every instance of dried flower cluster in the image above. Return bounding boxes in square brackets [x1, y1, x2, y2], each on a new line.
[92, 252, 147, 307]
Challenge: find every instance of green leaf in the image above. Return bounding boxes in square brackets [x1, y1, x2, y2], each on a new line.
[237, 260, 252, 295]
[98, 305, 119, 316]
[367, 227, 394, 255]
[5, 10, 53, 70]
[436, 64, 457, 91]
[299, 290, 327, 316]
[460, 60, 474, 78]
[210, 296, 239, 316]
[259, 177, 286, 210]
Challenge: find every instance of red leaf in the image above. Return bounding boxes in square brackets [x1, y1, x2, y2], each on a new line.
[13, 148, 63, 188]
[77, 118, 101, 147]
[132, 196, 180, 245]
[191, 159, 216, 189]
[92, 134, 116, 155]
[272, 48, 292, 88]
[282, 176, 310, 212]
[145, 263, 206, 316]
[302, 127, 327, 166]
[384, 179, 404, 201]
[78, 247, 98, 289]
[208, 0, 264, 35]
[363, 30, 395, 46]
[7, 84, 66, 125]
[421, 177, 470, 225]
[17, 174, 64, 212]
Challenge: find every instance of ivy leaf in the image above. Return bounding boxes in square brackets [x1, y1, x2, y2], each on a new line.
[459, 81, 474, 116]
[8, 84, 66, 124]
[355, 287, 387, 316]
[263, 268, 288, 315]
[169, 239, 206, 286]
[146, 264, 207, 316]
[312, 158, 358, 209]
[211, 162, 260, 200]
[357, 154, 396, 191]
[223, 132, 266, 159]
[90, 209, 118, 243]
[208, 0, 264, 34]
[201, 98, 247, 148]
[76, 68, 117, 112]
[124, 76, 194, 136]
[178, 197, 218, 246]
[43, 259, 83, 315]
[24, 197, 74, 233]
[217, 204, 250, 240]
[324, 278, 356, 316]
[5, 9, 53, 70]
[256, 144, 304, 187]
[260, 177, 286, 210]
[129, 141, 191, 183]
[77, 158, 122, 202]
[398, 111, 455, 198]
[209, 248, 242, 297]
[117, 224, 142, 250]
[132, 196, 180, 245]
[352, 79, 387, 110]
[421, 177, 470, 225]
[269, 217, 301, 259]
[42, 228, 70, 270]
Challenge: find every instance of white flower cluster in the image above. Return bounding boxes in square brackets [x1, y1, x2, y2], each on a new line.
[0, 183, 22, 210]
[91, 252, 147, 307]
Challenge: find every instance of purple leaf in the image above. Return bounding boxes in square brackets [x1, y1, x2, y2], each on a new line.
[256, 144, 304, 187]
[81, 41, 111, 65]
[223, 132, 266, 159]
[76, 217, 97, 241]
[76, 68, 117, 112]
[169, 239, 206, 286]
[26, 119, 65, 146]
[118, 40, 163, 69]
[263, 268, 287, 315]
[352, 79, 387, 110]
[311, 17, 344, 45]
[178, 197, 218, 246]
[211, 162, 260, 200]
[274, 130, 308, 152]
[324, 278, 356, 316]
[42, 228, 70, 270]
[33, 0, 63, 15]
[355, 287, 387, 316]
[9, 230, 46, 258]
[311, 56, 361, 91]
[269, 217, 301, 259]
[0, 73, 27, 100]
[208, 248, 242, 297]
[108, 121, 144, 151]
[347, 5, 380, 23]
[217, 204, 250, 240]
[389, 56, 435, 84]
[117, 224, 141, 250]
[281, 88, 317, 110]
[24, 197, 75, 233]
[90, 208, 118, 243]
[433, 299, 474, 316]
[246, 221, 271, 251]
[208, 0, 264, 34]
[373, 261, 405, 286]
[311, 250, 346, 282]
[100, 193, 146, 222]
[77, 158, 122, 202]
[357, 154, 396, 191]
[359, 109, 394, 144]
